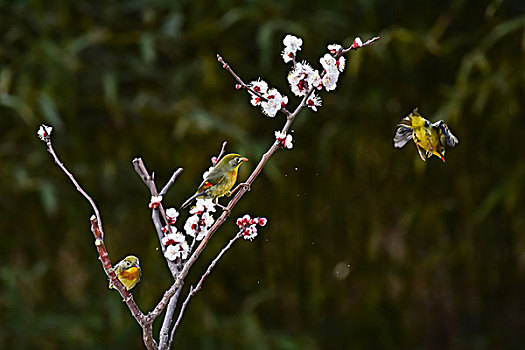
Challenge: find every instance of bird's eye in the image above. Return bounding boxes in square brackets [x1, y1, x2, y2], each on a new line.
[424, 121, 430, 127]
[235, 157, 239, 162]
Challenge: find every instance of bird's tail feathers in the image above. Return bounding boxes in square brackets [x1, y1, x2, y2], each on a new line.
[181, 192, 200, 209]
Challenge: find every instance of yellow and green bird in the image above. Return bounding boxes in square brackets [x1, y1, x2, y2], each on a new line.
[393, 108, 459, 162]
[110, 255, 141, 291]
[181, 153, 248, 209]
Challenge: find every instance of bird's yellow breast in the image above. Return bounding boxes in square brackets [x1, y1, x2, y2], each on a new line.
[209, 170, 238, 198]
[121, 266, 140, 280]
[118, 267, 141, 290]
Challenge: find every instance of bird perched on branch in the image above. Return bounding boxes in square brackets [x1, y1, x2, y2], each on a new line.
[181, 153, 248, 209]
[110, 255, 141, 291]
[393, 108, 459, 162]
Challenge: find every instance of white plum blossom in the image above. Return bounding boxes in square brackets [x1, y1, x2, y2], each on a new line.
[319, 54, 341, 90]
[250, 95, 262, 107]
[37, 124, 53, 141]
[165, 244, 188, 261]
[165, 207, 179, 225]
[162, 233, 189, 261]
[241, 225, 258, 240]
[261, 88, 288, 118]
[336, 56, 346, 73]
[282, 34, 303, 63]
[281, 46, 295, 63]
[283, 34, 303, 52]
[275, 130, 293, 149]
[306, 93, 322, 112]
[309, 70, 322, 90]
[236, 214, 268, 241]
[327, 43, 342, 55]
[161, 232, 185, 245]
[288, 61, 322, 97]
[190, 198, 216, 214]
[320, 53, 338, 73]
[149, 195, 163, 209]
[185, 198, 216, 241]
[251, 79, 268, 94]
[184, 214, 209, 241]
[201, 211, 215, 227]
[249, 78, 269, 106]
[184, 215, 199, 235]
[322, 71, 339, 91]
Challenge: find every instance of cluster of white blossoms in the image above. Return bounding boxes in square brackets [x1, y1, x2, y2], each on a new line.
[281, 34, 303, 63]
[184, 198, 216, 241]
[153, 206, 190, 261]
[248, 78, 288, 118]
[246, 34, 362, 118]
[149, 196, 216, 261]
[319, 50, 345, 92]
[236, 214, 268, 241]
[275, 130, 293, 149]
[162, 232, 190, 261]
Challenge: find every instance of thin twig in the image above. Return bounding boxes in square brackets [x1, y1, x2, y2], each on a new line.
[160, 168, 184, 197]
[133, 158, 182, 277]
[45, 139, 105, 236]
[132, 158, 171, 228]
[214, 141, 228, 165]
[340, 36, 380, 55]
[217, 54, 292, 117]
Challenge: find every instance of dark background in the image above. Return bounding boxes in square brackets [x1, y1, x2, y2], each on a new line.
[1, 0, 524, 349]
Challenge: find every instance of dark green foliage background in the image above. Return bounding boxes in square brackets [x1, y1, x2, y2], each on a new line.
[1, 0, 524, 348]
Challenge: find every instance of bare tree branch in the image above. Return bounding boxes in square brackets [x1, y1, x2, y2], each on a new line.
[132, 158, 182, 277]
[42, 135, 157, 349]
[159, 286, 183, 349]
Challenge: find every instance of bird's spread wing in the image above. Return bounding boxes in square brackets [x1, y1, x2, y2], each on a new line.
[434, 121, 459, 147]
[394, 120, 413, 148]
